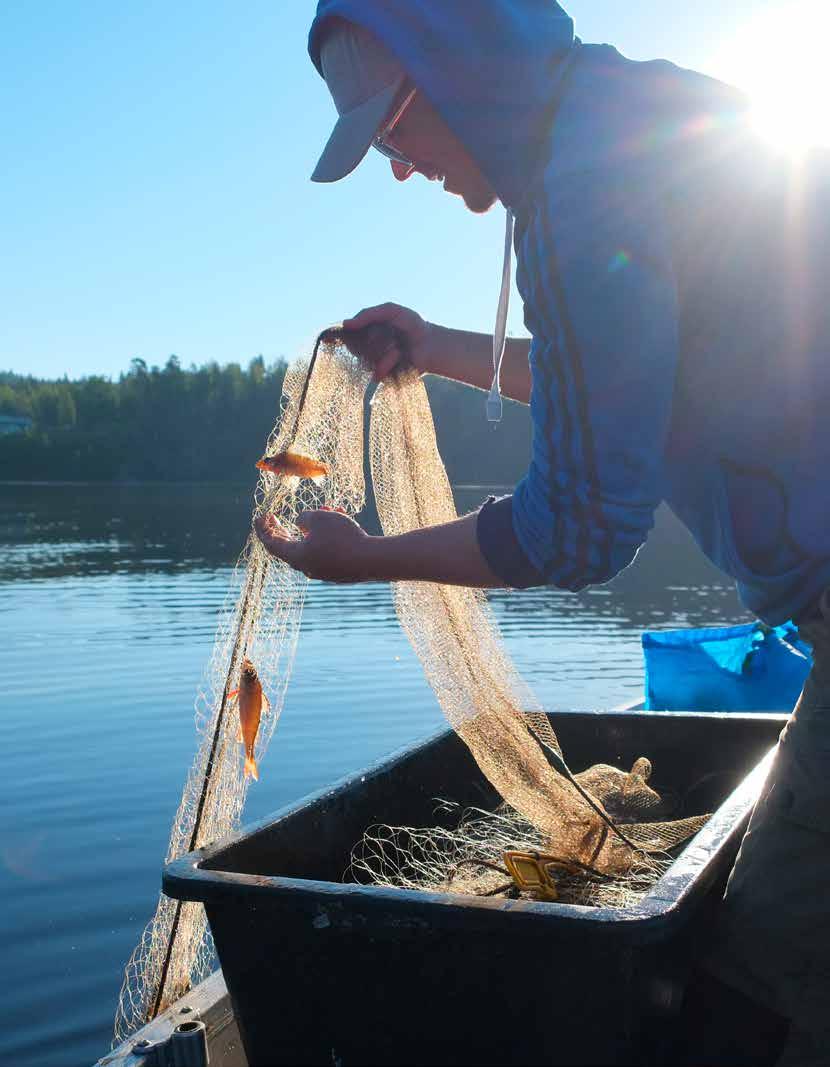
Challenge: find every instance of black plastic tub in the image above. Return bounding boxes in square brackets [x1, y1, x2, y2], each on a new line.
[163, 711, 784, 1067]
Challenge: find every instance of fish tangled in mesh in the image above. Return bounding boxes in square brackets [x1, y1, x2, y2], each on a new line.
[255, 450, 329, 479]
[228, 657, 269, 781]
[114, 327, 708, 1043]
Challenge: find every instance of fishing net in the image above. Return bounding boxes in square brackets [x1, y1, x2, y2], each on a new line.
[114, 326, 708, 1043]
[348, 801, 707, 907]
[113, 337, 371, 1041]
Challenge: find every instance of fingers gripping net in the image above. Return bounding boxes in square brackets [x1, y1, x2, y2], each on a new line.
[114, 338, 371, 1043]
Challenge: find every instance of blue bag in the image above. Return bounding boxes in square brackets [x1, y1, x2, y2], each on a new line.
[642, 622, 812, 711]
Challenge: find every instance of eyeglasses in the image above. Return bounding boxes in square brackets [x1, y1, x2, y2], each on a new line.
[373, 86, 417, 174]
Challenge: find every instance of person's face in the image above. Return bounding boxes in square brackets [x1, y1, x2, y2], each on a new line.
[381, 90, 498, 214]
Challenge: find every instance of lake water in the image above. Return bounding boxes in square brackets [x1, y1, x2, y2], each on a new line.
[0, 483, 748, 1066]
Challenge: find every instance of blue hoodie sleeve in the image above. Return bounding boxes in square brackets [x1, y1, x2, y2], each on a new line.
[501, 162, 679, 591]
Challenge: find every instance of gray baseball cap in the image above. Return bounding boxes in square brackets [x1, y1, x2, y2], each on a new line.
[311, 19, 407, 183]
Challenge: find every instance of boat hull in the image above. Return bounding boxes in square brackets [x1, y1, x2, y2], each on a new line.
[163, 711, 785, 1067]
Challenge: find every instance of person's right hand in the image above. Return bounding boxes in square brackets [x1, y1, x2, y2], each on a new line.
[342, 303, 439, 381]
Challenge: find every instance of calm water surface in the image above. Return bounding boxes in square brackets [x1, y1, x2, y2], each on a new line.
[0, 484, 748, 1065]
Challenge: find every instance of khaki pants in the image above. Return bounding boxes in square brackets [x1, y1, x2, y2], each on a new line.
[707, 602, 830, 1064]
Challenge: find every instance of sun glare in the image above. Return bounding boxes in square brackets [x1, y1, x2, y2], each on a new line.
[715, 1, 830, 153]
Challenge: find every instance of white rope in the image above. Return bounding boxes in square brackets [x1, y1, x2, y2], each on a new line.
[486, 206, 515, 423]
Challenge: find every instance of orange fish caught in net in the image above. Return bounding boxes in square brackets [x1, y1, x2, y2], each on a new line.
[228, 657, 269, 781]
[255, 451, 328, 480]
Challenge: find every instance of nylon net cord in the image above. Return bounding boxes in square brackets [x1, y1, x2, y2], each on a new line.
[113, 332, 370, 1042]
[113, 328, 707, 1044]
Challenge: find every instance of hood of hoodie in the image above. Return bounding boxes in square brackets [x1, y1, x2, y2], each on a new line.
[308, 0, 575, 209]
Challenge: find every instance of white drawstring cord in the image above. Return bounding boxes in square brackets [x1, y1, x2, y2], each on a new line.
[484, 43, 582, 423]
[486, 206, 515, 423]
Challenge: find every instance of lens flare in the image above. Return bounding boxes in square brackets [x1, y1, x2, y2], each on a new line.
[713, 1, 830, 153]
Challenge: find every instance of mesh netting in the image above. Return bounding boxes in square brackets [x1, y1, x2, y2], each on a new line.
[347, 801, 707, 908]
[114, 328, 708, 1043]
[113, 338, 371, 1042]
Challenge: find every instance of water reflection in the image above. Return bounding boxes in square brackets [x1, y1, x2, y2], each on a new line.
[0, 483, 254, 579]
[1, 482, 744, 606]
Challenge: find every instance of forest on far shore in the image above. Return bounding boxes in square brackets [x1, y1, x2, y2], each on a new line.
[0, 356, 532, 485]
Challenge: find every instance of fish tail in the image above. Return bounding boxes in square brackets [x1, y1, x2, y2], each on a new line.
[244, 755, 259, 781]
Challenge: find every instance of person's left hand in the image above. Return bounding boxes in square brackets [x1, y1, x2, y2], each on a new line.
[254, 507, 374, 582]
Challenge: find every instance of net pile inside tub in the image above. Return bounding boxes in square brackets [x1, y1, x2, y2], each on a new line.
[114, 328, 707, 1043]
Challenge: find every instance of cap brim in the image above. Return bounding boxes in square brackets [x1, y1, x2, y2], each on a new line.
[311, 80, 401, 183]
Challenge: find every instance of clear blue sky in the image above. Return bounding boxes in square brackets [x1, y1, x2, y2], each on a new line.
[0, 0, 774, 378]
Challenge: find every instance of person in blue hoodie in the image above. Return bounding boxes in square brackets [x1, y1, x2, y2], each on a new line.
[254, 3, 830, 1059]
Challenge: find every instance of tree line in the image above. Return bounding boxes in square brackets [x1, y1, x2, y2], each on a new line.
[0, 356, 531, 485]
